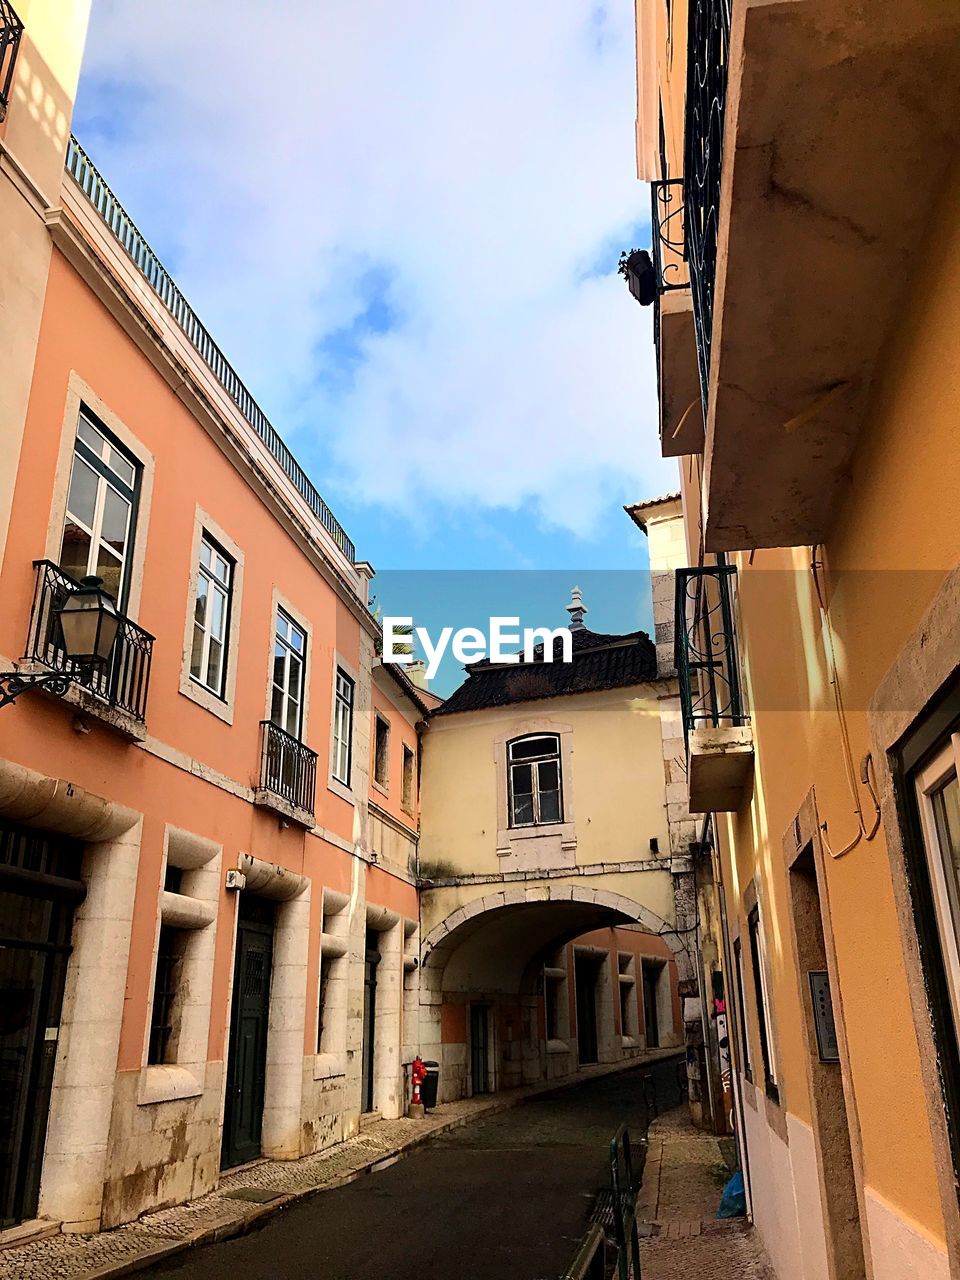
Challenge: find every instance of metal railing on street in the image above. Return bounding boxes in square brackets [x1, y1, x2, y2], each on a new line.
[563, 1124, 644, 1280]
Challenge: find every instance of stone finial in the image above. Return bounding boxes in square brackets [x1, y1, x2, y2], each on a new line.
[566, 585, 588, 632]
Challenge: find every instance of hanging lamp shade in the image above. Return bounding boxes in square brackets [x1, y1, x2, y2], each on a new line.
[57, 575, 120, 666]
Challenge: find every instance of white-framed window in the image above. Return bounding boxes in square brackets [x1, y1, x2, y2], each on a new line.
[374, 714, 390, 789]
[507, 734, 562, 827]
[190, 534, 233, 697]
[915, 736, 960, 1038]
[748, 904, 779, 1098]
[332, 667, 354, 785]
[59, 410, 139, 605]
[271, 608, 307, 738]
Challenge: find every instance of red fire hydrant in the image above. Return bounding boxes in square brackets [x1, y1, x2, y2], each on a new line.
[409, 1055, 427, 1117]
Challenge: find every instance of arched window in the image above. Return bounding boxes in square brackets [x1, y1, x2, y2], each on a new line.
[507, 734, 562, 827]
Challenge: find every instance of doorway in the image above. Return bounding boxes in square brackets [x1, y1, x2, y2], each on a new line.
[0, 822, 83, 1228]
[222, 896, 274, 1169]
[469, 1004, 491, 1095]
[787, 838, 866, 1279]
[362, 928, 380, 1113]
[575, 953, 599, 1064]
[642, 963, 661, 1048]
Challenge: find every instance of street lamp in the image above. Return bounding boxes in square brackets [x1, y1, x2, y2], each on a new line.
[0, 574, 121, 710]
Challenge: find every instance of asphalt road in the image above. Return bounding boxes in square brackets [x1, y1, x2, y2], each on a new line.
[149, 1055, 684, 1280]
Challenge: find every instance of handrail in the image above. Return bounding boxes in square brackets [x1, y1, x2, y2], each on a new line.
[63, 136, 356, 565]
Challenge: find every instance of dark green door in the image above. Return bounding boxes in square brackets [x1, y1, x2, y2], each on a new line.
[361, 928, 380, 1114]
[222, 898, 273, 1169]
[470, 1004, 490, 1095]
[0, 822, 82, 1228]
[575, 954, 598, 1065]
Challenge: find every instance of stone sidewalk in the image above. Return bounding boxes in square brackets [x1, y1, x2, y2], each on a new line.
[1, 1049, 682, 1280]
[637, 1109, 774, 1279]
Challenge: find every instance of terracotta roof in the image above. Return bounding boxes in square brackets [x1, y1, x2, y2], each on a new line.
[431, 626, 658, 717]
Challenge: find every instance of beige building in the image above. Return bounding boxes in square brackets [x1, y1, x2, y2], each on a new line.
[417, 590, 704, 1106]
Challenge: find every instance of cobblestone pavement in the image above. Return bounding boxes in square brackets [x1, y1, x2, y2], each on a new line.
[637, 1109, 775, 1280]
[0, 1050, 681, 1280]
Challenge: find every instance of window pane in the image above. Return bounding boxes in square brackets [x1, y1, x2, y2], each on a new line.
[199, 539, 211, 570]
[66, 456, 98, 530]
[194, 575, 209, 626]
[512, 763, 533, 796]
[77, 415, 106, 458]
[105, 446, 135, 489]
[539, 788, 561, 823]
[271, 685, 285, 725]
[290, 625, 305, 653]
[933, 774, 960, 871]
[206, 637, 222, 692]
[60, 523, 91, 582]
[100, 486, 130, 557]
[512, 793, 535, 825]
[209, 585, 225, 642]
[509, 736, 558, 761]
[538, 760, 559, 792]
[285, 695, 299, 737]
[190, 622, 205, 679]
[95, 546, 123, 601]
[288, 657, 302, 704]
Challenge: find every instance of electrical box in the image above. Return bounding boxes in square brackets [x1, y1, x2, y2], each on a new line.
[808, 970, 840, 1063]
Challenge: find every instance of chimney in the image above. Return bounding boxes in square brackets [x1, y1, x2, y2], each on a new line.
[566, 585, 588, 632]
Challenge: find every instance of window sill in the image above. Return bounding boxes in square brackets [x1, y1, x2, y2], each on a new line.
[327, 776, 355, 807]
[137, 1064, 204, 1106]
[372, 778, 389, 798]
[546, 1039, 571, 1056]
[178, 670, 235, 725]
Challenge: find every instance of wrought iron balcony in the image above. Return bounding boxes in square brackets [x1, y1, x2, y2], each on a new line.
[257, 720, 317, 822]
[651, 180, 687, 297]
[25, 560, 154, 725]
[0, 1, 24, 121]
[683, 0, 731, 409]
[674, 565, 746, 739]
[674, 564, 752, 813]
[63, 136, 356, 565]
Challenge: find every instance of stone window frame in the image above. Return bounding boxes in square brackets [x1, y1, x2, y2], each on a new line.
[493, 716, 576, 860]
[372, 710, 391, 797]
[314, 888, 350, 1081]
[45, 370, 156, 622]
[401, 742, 416, 816]
[327, 651, 359, 805]
[263, 588, 314, 742]
[178, 507, 245, 724]
[617, 952, 640, 1045]
[138, 827, 221, 1106]
[544, 951, 572, 1053]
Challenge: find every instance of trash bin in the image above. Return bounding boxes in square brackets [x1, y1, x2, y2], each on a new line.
[421, 1061, 440, 1110]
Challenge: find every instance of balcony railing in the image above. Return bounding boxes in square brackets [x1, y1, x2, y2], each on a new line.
[26, 561, 154, 724]
[63, 136, 356, 565]
[259, 720, 317, 818]
[674, 564, 747, 741]
[683, 0, 731, 409]
[0, 1, 23, 121]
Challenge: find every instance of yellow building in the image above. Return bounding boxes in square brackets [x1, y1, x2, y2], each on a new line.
[635, 2, 960, 1279]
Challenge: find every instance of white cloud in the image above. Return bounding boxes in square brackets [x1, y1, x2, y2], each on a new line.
[77, 1, 673, 538]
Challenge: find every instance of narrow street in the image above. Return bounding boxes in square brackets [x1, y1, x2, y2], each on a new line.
[147, 1058, 684, 1280]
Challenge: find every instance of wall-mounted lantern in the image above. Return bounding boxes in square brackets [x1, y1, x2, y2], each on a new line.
[0, 575, 120, 710]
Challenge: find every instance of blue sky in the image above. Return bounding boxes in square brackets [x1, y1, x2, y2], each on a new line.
[73, 2, 678, 690]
